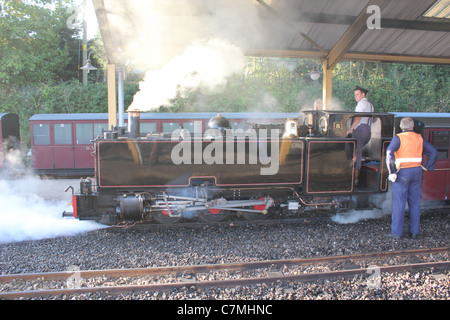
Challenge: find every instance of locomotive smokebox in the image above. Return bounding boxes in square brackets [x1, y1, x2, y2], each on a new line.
[128, 110, 140, 139]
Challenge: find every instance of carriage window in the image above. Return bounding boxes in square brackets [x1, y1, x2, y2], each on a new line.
[94, 123, 108, 138]
[54, 124, 72, 145]
[32, 124, 50, 145]
[430, 130, 449, 160]
[163, 122, 179, 133]
[140, 122, 157, 133]
[76, 123, 93, 144]
[231, 122, 247, 130]
[182, 122, 195, 133]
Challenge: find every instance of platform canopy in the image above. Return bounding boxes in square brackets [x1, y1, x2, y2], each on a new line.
[91, 0, 450, 124]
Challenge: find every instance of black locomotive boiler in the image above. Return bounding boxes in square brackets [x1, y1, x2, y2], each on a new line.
[71, 110, 394, 225]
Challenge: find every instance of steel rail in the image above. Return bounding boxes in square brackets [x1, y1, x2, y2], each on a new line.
[1, 261, 448, 300]
[0, 247, 447, 283]
[0, 247, 448, 299]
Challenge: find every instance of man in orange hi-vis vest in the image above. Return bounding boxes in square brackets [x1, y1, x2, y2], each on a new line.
[385, 117, 438, 239]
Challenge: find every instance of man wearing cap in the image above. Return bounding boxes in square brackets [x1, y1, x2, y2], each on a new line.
[346, 86, 374, 185]
[385, 117, 438, 239]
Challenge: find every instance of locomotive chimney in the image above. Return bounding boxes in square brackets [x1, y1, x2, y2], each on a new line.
[128, 110, 141, 139]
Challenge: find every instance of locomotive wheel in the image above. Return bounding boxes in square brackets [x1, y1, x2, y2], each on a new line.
[239, 197, 273, 221]
[151, 211, 182, 224]
[198, 209, 229, 222]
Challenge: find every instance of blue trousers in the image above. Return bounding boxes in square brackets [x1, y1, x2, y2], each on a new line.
[391, 166, 422, 236]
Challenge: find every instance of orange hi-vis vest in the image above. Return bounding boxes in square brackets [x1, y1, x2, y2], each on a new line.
[394, 131, 423, 170]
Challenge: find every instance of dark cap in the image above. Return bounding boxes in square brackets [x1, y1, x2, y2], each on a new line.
[354, 86, 369, 94]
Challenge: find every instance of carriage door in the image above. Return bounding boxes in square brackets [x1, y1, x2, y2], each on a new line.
[53, 123, 74, 169]
[75, 122, 108, 168]
[421, 129, 449, 201]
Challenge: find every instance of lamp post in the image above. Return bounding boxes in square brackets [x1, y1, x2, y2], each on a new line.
[80, 51, 98, 84]
[309, 66, 321, 81]
[82, 0, 87, 85]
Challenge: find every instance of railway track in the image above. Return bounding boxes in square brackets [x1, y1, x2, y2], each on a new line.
[1, 247, 448, 299]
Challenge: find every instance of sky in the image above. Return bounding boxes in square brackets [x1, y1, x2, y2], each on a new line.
[71, 0, 99, 39]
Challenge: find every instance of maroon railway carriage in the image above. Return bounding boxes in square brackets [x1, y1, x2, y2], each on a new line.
[30, 113, 108, 176]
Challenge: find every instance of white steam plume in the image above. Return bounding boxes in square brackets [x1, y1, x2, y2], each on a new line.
[332, 192, 392, 224]
[0, 151, 106, 244]
[130, 38, 245, 111]
[107, 0, 269, 111]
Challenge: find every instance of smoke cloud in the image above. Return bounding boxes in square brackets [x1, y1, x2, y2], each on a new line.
[0, 151, 106, 244]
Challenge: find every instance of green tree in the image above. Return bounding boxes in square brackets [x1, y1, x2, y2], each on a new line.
[0, 0, 79, 85]
[333, 61, 449, 113]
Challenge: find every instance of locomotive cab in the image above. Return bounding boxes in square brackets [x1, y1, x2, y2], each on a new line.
[299, 110, 394, 194]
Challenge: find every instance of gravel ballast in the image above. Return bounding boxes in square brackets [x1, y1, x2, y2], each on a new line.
[1, 209, 448, 300]
[0, 178, 449, 300]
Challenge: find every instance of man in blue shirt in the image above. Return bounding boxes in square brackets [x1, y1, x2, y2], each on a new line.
[385, 117, 438, 239]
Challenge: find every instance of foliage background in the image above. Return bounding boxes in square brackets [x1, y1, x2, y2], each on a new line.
[0, 0, 449, 147]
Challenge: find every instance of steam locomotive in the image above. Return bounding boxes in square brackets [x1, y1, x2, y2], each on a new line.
[70, 109, 402, 225]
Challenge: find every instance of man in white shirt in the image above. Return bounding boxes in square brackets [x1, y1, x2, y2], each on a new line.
[346, 86, 374, 185]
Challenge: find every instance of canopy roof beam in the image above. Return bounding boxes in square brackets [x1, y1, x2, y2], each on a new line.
[324, 0, 391, 70]
[247, 49, 450, 65]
